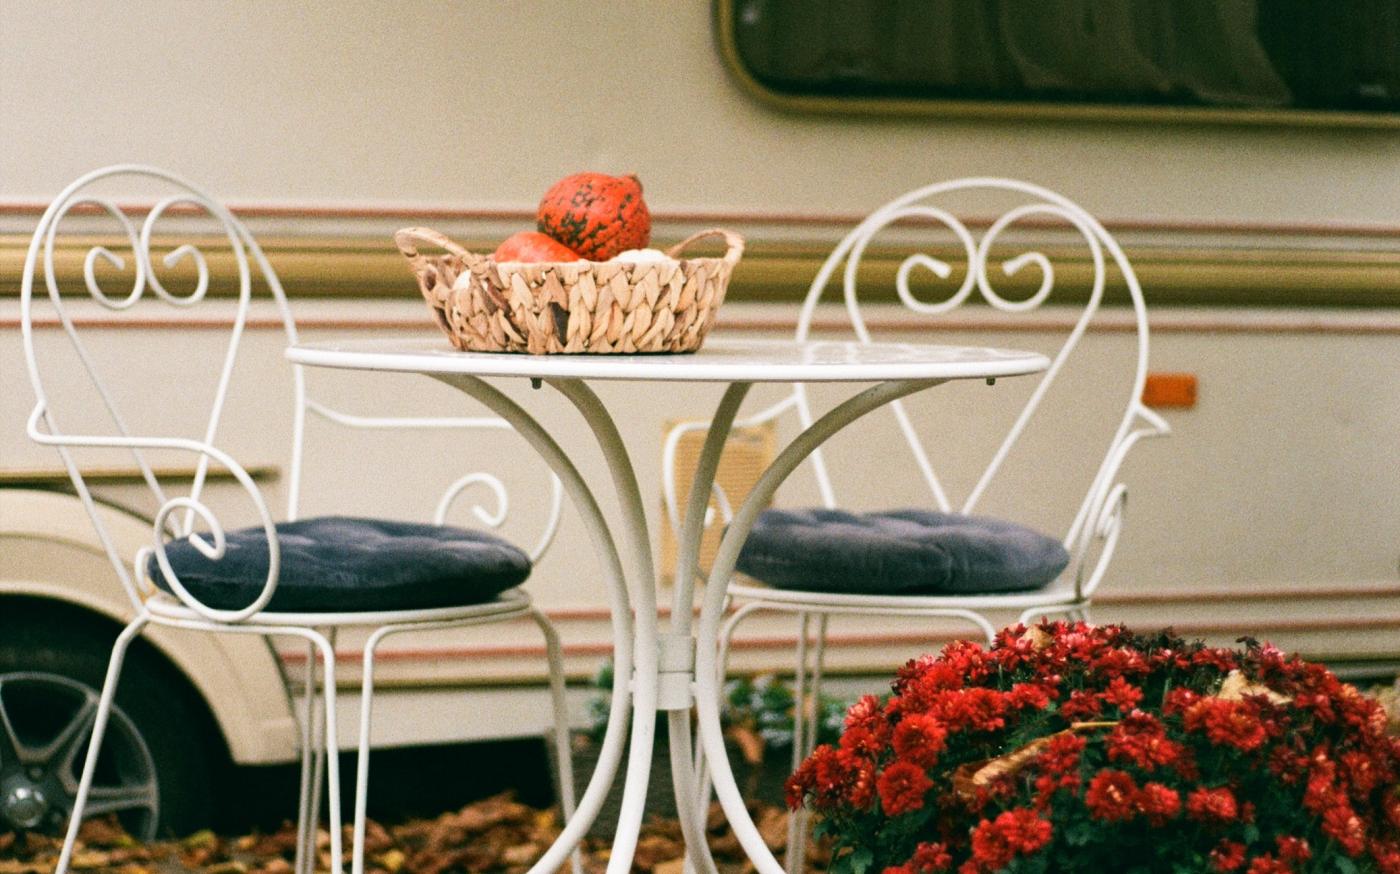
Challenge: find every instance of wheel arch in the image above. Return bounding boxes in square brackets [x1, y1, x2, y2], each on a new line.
[0, 488, 300, 765]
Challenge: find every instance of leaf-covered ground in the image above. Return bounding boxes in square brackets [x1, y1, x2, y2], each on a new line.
[0, 795, 831, 874]
[3, 682, 1393, 874]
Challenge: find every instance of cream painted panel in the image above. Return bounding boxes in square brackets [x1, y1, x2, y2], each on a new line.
[0, 2, 1397, 224]
[4, 299, 1397, 668]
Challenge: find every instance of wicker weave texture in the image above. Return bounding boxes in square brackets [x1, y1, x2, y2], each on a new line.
[396, 228, 744, 354]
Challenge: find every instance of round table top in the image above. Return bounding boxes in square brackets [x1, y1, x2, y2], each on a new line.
[286, 336, 1050, 383]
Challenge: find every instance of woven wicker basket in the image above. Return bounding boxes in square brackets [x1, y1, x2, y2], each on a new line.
[395, 227, 744, 354]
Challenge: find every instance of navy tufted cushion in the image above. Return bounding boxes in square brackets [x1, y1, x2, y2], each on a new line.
[735, 508, 1068, 596]
[147, 516, 530, 613]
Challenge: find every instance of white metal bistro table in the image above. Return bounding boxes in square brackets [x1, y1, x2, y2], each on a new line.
[285, 336, 1051, 874]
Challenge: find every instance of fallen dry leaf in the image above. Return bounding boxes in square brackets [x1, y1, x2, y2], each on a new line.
[1, 786, 831, 874]
[726, 726, 766, 766]
[755, 807, 788, 850]
[78, 818, 135, 849]
[69, 850, 112, 870]
[374, 848, 405, 873]
[1216, 669, 1290, 705]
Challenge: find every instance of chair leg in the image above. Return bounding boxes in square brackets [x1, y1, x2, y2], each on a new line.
[787, 614, 828, 874]
[55, 616, 148, 874]
[295, 639, 320, 874]
[686, 602, 760, 874]
[303, 636, 332, 874]
[784, 613, 812, 874]
[351, 626, 392, 874]
[529, 608, 584, 874]
[312, 631, 344, 874]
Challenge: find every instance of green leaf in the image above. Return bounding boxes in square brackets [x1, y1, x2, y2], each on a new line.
[1064, 819, 1097, 847]
[1332, 857, 1360, 874]
[847, 846, 875, 874]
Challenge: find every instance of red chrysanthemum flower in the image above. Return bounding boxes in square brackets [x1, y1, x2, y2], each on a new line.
[1210, 840, 1247, 872]
[786, 744, 876, 811]
[966, 808, 1051, 872]
[1187, 786, 1240, 824]
[907, 841, 953, 873]
[1085, 770, 1139, 822]
[1244, 855, 1291, 874]
[1341, 749, 1383, 795]
[1060, 689, 1104, 721]
[1163, 686, 1202, 715]
[1092, 646, 1150, 677]
[1323, 804, 1367, 856]
[1038, 731, 1086, 771]
[1193, 647, 1240, 673]
[1007, 681, 1053, 711]
[877, 761, 933, 816]
[1100, 676, 1144, 712]
[845, 694, 884, 732]
[1184, 698, 1269, 752]
[1386, 792, 1400, 830]
[1107, 712, 1186, 772]
[928, 687, 1008, 734]
[1275, 836, 1311, 864]
[1135, 781, 1182, 826]
[892, 712, 948, 768]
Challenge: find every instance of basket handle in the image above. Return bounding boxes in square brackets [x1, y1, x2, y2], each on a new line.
[666, 228, 745, 267]
[395, 227, 475, 261]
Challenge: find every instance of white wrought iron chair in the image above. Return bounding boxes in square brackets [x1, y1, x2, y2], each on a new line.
[664, 178, 1169, 871]
[18, 166, 588, 874]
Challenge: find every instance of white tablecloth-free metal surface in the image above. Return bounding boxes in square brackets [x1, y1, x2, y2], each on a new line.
[285, 336, 1051, 874]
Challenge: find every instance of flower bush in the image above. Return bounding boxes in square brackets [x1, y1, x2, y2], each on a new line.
[786, 623, 1400, 874]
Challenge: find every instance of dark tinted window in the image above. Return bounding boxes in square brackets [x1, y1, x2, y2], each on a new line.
[726, 0, 1400, 113]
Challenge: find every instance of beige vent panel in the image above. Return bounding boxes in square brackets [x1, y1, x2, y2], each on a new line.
[659, 421, 777, 586]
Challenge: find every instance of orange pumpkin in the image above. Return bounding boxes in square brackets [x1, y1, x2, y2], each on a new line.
[492, 231, 582, 263]
[536, 172, 651, 261]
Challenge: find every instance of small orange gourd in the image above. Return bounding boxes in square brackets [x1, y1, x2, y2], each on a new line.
[536, 172, 651, 261]
[492, 231, 582, 263]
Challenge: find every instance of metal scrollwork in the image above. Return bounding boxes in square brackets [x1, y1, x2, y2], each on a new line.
[41, 182, 246, 316]
[19, 166, 282, 619]
[435, 472, 510, 528]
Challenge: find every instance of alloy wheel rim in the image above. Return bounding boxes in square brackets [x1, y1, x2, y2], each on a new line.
[0, 673, 159, 840]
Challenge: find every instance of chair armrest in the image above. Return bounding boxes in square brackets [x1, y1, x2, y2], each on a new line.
[1070, 403, 1171, 599]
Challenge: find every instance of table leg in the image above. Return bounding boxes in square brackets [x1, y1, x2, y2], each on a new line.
[667, 383, 752, 874]
[430, 375, 636, 874]
[545, 379, 661, 874]
[548, 380, 751, 874]
[693, 379, 942, 874]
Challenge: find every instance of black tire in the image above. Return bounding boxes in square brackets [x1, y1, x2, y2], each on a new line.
[0, 608, 222, 839]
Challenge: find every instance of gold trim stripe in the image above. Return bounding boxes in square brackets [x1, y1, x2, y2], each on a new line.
[4, 234, 1398, 308]
[0, 466, 281, 486]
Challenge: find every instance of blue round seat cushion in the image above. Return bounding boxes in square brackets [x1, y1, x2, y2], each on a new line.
[147, 516, 531, 613]
[734, 508, 1069, 595]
